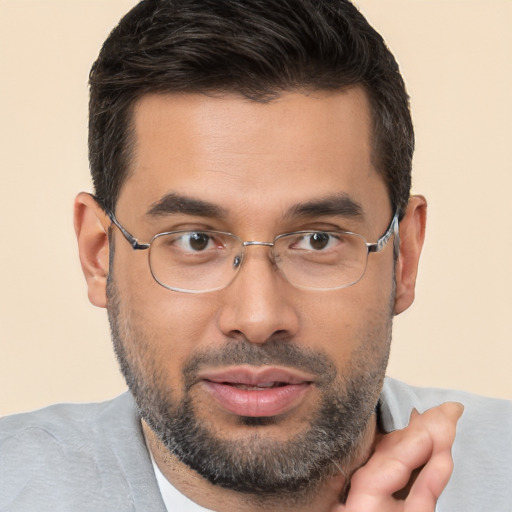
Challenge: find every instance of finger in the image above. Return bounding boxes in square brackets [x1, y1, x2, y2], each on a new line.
[349, 409, 434, 497]
[342, 402, 463, 511]
[404, 402, 463, 510]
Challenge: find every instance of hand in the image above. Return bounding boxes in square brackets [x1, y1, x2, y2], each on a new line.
[331, 402, 463, 512]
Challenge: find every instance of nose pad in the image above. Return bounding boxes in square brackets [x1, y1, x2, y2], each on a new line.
[233, 254, 242, 269]
[231, 246, 277, 275]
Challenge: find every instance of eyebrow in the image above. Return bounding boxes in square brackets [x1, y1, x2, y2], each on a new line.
[146, 193, 227, 218]
[285, 193, 364, 220]
[145, 191, 363, 223]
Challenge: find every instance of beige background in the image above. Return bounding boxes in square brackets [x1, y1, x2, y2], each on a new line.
[1, 0, 511, 416]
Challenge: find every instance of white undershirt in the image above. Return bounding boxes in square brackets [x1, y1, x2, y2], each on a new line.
[146, 441, 215, 511]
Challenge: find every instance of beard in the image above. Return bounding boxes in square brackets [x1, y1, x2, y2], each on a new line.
[107, 273, 392, 498]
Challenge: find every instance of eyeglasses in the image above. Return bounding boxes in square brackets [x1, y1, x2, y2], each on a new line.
[106, 207, 399, 293]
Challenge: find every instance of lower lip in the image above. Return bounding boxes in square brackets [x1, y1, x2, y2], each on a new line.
[201, 381, 311, 417]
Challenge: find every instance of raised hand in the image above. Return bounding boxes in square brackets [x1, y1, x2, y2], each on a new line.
[331, 402, 463, 512]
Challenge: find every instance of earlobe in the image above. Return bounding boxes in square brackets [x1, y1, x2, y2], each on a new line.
[394, 195, 427, 315]
[74, 192, 110, 308]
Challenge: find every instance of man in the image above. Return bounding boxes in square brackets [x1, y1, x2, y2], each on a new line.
[1, 0, 510, 511]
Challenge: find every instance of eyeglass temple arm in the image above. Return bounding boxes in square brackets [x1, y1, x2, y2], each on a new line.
[106, 210, 150, 251]
[367, 212, 399, 254]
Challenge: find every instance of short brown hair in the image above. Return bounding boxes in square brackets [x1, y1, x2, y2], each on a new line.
[89, 0, 413, 217]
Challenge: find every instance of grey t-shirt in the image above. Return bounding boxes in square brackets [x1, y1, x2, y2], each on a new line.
[1, 378, 511, 511]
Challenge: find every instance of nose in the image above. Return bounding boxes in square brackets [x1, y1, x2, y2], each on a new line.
[217, 245, 300, 345]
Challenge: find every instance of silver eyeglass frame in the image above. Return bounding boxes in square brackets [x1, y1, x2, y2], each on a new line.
[104, 203, 400, 293]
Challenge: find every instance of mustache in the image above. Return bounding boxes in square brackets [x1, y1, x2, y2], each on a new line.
[182, 339, 337, 388]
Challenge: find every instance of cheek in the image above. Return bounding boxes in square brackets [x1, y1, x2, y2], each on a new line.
[118, 269, 222, 370]
[297, 276, 394, 364]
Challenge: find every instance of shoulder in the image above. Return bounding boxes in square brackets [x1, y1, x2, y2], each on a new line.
[0, 392, 136, 456]
[380, 376, 512, 430]
[1, 392, 129, 430]
[381, 377, 512, 510]
[0, 393, 164, 511]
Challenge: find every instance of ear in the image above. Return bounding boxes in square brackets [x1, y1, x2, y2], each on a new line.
[74, 192, 110, 308]
[394, 195, 427, 315]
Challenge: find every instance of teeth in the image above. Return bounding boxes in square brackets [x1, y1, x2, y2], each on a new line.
[230, 382, 284, 390]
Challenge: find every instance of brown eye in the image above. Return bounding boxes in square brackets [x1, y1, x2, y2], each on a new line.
[188, 232, 211, 251]
[309, 232, 330, 250]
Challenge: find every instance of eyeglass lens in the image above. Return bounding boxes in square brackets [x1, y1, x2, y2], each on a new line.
[148, 230, 370, 293]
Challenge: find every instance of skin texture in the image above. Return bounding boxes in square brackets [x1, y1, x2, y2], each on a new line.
[73, 88, 453, 512]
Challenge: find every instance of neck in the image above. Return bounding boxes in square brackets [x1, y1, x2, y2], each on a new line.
[142, 415, 378, 512]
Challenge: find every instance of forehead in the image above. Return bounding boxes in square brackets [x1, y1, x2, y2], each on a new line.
[118, 89, 389, 227]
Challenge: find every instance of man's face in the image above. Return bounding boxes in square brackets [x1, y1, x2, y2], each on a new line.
[107, 89, 396, 493]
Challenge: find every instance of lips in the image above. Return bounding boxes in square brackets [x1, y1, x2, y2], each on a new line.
[198, 366, 314, 417]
